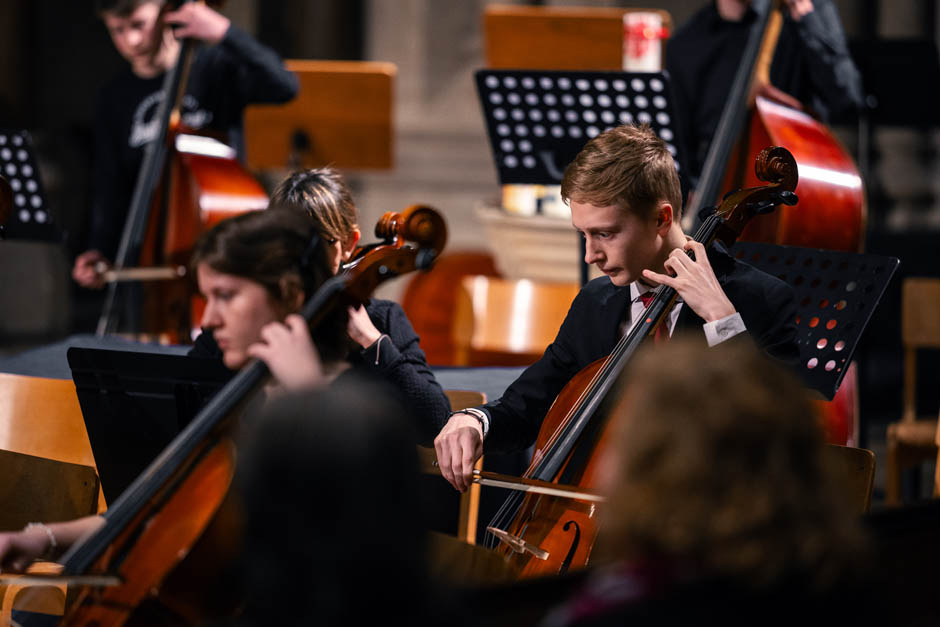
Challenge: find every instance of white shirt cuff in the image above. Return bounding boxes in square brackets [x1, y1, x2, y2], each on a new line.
[702, 312, 746, 347]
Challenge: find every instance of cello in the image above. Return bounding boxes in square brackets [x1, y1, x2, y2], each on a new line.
[96, 0, 268, 342]
[681, 0, 864, 445]
[484, 147, 798, 578]
[17, 206, 446, 625]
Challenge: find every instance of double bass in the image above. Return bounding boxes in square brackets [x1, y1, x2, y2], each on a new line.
[484, 147, 799, 578]
[682, 0, 865, 445]
[97, 0, 267, 342]
[16, 206, 446, 625]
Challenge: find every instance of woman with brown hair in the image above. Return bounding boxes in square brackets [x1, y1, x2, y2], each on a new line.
[191, 167, 451, 443]
[0, 194, 447, 573]
[545, 338, 871, 625]
[0, 208, 347, 572]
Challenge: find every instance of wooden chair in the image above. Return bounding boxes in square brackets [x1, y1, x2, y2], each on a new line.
[0, 373, 103, 512]
[455, 276, 580, 367]
[0, 374, 103, 624]
[0, 562, 67, 625]
[417, 390, 486, 545]
[824, 444, 876, 514]
[401, 251, 500, 366]
[483, 4, 672, 70]
[885, 278, 940, 505]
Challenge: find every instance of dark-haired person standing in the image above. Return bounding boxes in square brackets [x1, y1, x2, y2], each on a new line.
[73, 0, 297, 288]
[666, 0, 863, 187]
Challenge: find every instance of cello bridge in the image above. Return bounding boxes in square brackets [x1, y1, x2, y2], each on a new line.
[486, 526, 549, 560]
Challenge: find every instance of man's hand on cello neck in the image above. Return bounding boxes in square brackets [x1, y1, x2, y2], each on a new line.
[642, 238, 737, 324]
[434, 413, 483, 493]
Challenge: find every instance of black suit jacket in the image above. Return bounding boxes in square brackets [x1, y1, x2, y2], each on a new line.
[481, 246, 799, 453]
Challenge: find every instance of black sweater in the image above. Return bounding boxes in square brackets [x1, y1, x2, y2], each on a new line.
[89, 26, 298, 257]
[665, 0, 863, 186]
[189, 299, 451, 445]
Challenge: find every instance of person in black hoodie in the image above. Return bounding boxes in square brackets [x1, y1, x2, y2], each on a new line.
[73, 0, 297, 288]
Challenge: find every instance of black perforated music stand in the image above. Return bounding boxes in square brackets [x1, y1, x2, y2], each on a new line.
[731, 242, 899, 400]
[475, 69, 684, 185]
[0, 129, 57, 242]
[475, 69, 684, 284]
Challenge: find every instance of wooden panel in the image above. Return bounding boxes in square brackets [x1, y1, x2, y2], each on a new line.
[0, 449, 98, 530]
[244, 60, 395, 170]
[902, 277, 940, 349]
[483, 5, 672, 70]
[824, 444, 875, 515]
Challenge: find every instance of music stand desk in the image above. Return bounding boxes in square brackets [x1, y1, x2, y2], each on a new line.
[731, 242, 899, 401]
[483, 5, 672, 70]
[243, 59, 396, 171]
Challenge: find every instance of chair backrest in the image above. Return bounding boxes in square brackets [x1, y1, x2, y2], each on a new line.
[416, 390, 487, 545]
[901, 278, 940, 422]
[483, 5, 672, 70]
[0, 373, 95, 467]
[456, 276, 580, 367]
[824, 444, 876, 514]
[0, 373, 104, 512]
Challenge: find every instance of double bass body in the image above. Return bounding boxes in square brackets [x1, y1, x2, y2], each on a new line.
[137, 131, 268, 340]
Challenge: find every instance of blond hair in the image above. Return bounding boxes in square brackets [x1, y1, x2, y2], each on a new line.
[270, 167, 359, 243]
[561, 124, 682, 220]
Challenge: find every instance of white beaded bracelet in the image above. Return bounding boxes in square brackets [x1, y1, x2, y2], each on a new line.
[25, 522, 57, 561]
[451, 407, 490, 440]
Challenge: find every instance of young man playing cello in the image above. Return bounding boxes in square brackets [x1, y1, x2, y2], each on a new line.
[73, 0, 297, 288]
[434, 124, 799, 492]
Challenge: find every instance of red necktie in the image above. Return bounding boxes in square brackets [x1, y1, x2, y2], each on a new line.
[638, 291, 670, 343]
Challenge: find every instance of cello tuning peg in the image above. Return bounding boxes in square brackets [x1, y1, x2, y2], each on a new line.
[778, 190, 798, 206]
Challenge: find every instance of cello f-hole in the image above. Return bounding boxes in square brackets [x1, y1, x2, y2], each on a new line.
[559, 520, 581, 575]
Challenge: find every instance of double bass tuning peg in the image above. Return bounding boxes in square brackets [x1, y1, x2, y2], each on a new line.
[777, 190, 799, 206]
